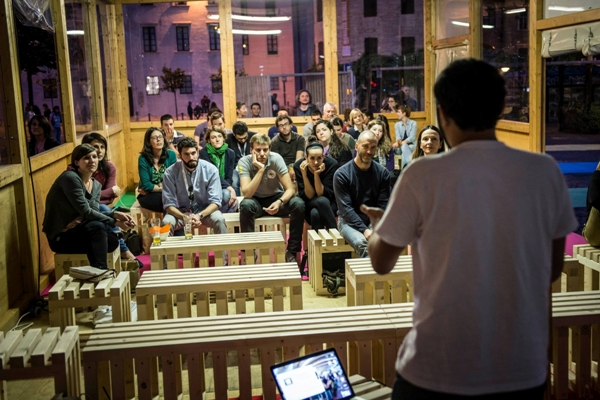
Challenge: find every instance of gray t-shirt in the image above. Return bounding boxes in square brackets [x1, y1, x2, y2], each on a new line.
[238, 152, 288, 198]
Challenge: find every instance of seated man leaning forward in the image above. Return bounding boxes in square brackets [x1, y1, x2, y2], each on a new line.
[238, 134, 305, 265]
[333, 130, 390, 258]
[162, 137, 227, 235]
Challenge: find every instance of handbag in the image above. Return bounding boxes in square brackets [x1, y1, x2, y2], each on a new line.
[69, 266, 116, 283]
[583, 206, 600, 247]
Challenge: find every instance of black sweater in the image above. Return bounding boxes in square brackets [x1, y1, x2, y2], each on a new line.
[293, 157, 338, 204]
[587, 170, 600, 213]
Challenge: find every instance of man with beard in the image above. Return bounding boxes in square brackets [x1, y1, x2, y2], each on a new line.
[162, 137, 226, 235]
[333, 131, 390, 257]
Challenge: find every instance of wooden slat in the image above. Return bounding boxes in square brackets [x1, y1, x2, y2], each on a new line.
[9, 328, 42, 368]
[219, 0, 236, 125]
[31, 328, 60, 367]
[536, 8, 600, 31]
[0, 331, 23, 368]
[323, 0, 338, 106]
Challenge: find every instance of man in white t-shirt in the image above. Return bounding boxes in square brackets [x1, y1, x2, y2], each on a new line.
[363, 59, 577, 399]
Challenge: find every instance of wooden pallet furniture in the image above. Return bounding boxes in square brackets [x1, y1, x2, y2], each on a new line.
[348, 375, 393, 400]
[551, 291, 600, 399]
[574, 244, 600, 290]
[136, 262, 303, 320]
[197, 212, 288, 237]
[553, 255, 588, 293]
[345, 256, 413, 307]
[54, 247, 121, 280]
[48, 272, 132, 331]
[149, 231, 286, 269]
[82, 304, 412, 400]
[307, 229, 356, 295]
[0, 326, 81, 398]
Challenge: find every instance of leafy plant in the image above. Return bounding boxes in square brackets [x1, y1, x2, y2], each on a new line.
[160, 66, 185, 116]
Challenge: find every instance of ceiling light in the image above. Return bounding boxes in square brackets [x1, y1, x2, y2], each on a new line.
[66, 30, 84, 35]
[208, 14, 291, 22]
[451, 21, 494, 29]
[217, 29, 282, 35]
[548, 6, 585, 12]
[505, 8, 526, 14]
[500, 66, 510, 73]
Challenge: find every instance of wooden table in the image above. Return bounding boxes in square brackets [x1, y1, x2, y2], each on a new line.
[149, 231, 286, 269]
[136, 262, 303, 320]
[345, 256, 413, 307]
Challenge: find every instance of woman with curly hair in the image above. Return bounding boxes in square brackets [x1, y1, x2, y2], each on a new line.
[137, 127, 178, 213]
[313, 119, 353, 167]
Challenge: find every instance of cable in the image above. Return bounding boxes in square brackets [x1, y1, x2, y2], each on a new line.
[9, 311, 29, 332]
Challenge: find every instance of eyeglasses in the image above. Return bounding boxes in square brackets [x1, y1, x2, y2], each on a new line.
[150, 135, 163, 141]
[188, 185, 194, 201]
[277, 122, 290, 129]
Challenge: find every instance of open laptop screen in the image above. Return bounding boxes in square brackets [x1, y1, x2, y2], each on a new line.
[270, 348, 355, 400]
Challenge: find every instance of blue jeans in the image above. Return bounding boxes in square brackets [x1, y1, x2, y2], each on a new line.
[400, 142, 415, 169]
[337, 216, 369, 258]
[99, 204, 129, 253]
[221, 188, 238, 213]
[163, 209, 227, 234]
[232, 169, 241, 196]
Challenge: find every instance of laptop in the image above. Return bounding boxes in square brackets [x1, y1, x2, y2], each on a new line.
[270, 348, 355, 400]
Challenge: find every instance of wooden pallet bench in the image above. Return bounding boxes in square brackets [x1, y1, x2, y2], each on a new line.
[0, 326, 81, 398]
[198, 213, 288, 237]
[150, 231, 286, 269]
[345, 256, 413, 306]
[54, 246, 121, 279]
[48, 272, 132, 332]
[553, 255, 588, 293]
[82, 304, 412, 400]
[136, 262, 303, 320]
[307, 229, 356, 295]
[349, 374, 393, 400]
[574, 244, 600, 290]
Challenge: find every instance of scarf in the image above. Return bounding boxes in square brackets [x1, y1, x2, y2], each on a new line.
[205, 143, 229, 178]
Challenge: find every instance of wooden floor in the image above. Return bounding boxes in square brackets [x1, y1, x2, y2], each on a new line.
[5, 280, 346, 399]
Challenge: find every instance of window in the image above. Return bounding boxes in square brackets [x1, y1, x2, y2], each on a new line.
[267, 35, 278, 55]
[176, 26, 190, 51]
[180, 75, 192, 94]
[265, 0, 276, 16]
[318, 41, 324, 65]
[483, 9, 495, 27]
[142, 26, 157, 52]
[242, 34, 249, 55]
[146, 76, 160, 95]
[364, 38, 378, 55]
[208, 24, 220, 51]
[401, 0, 414, 14]
[316, 0, 323, 22]
[172, 1, 187, 5]
[517, 10, 528, 31]
[43, 79, 58, 98]
[270, 77, 279, 90]
[211, 78, 222, 93]
[401, 37, 415, 55]
[363, 0, 377, 17]
[240, 0, 247, 15]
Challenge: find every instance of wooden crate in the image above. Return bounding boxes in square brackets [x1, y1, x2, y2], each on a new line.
[0, 326, 81, 398]
[307, 229, 356, 295]
[552, 255, 588, 293]
[136, 262, 303, 320]
[82, 305, 410, 400]
[149, 231, 286, 269]
[345, 256, 413, 307]
[197, 212, 288, 237]
[574, 244, 600, 290]
[54, 247, 121, 279]
[48, 272, 132, 331]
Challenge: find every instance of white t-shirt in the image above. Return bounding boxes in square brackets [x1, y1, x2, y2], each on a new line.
[376, 140, 577, 395]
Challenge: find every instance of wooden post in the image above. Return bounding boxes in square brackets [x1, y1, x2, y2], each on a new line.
[469, 0, 481, 59]
[82, 0, 107, 132]
[218, 0, 236, 127]
[322, 0, 338, 106]
[529, 0, 544, 153]
[98, 3, 122, 125]
[50, 0, 76, 144]
[424, 0, 435, 125]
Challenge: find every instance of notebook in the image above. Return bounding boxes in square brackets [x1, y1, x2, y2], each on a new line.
[270, 348, 355, 400]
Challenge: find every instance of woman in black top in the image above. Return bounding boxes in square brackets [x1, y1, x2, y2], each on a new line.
[28, 115, 59, 156]
[312, 119, 352, 167]
[43, 144, 135, 269]
[293, 137, 339, 231]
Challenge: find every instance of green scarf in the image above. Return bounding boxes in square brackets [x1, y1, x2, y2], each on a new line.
[205, 143, 229, 178]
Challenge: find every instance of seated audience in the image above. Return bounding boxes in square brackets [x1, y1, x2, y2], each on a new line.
[250, 102, 261, 118]
[333, 131, 390, 257]
[200, 127, 237, 213]
[347, 109, 367, 140]
[162, 137, 227, 235]
[28, 115, 59, 156]
[137, 127, 178, 213]
[295, 89, 314, 116]
[238, 134, 305, 266]
[227, 121, 256, 195]
[394, 105, 417, 169]
[194, 107, 221, 147]
[368, 119, 395, 172]
[410, 125, 445, 161]
[268, 109, 298, 139]
[331, 116, 355, 149]
[380, 94, 402, 113]
[43, 144, 135, 269]
[583, 161, 600, 246]
[302, 108, 323, 138]
[270, 114, 305, 182]
[236, 102, 248, 119]
[161, 113, 186, 154]
[323, 102, 338, 120]
[361, 109, 374, 124]
[313, 119, 353, 167]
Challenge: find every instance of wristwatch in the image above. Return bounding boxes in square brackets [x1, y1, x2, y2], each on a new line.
[278, 198, 284, 205]
[198, 213, 204, 220]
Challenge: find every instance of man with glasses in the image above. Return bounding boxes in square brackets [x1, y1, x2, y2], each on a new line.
[268, 109, 298, 139]
[270, 114, 305, 183]
[162, 137, 226, 237]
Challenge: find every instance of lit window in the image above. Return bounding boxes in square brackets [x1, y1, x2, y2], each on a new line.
[242, 34, 249, 55]
[146, 76, 160, 95]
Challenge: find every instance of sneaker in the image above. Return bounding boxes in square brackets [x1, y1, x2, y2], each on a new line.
[285, 251, 297, 264]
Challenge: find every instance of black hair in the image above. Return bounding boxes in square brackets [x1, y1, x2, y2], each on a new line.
[140, 127, 168, 166]
[296, 89, 313, 106]
[82, 132, 110, 178]
[232, 121, 248, 135]
[310, 108, 322, 118]
[177, 136, 198, 154]
[434, 58, 506, 131]
[330, 116, 344, 127]
[361, 108, 373, 121]
[160, 114, 173, 125]
[312, 119, 349, 160]
[411, 125, 445, 159]
[28, 115, 52, 139]
[236, 102, 245, 110]
[71, 144, 97, 170]
[251, 102, 261, 109]
[275, 114, 293, 128]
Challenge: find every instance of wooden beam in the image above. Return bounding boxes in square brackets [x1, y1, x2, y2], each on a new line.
[469, 0, 481, 59]
[432, 34, 470, 50]
[50, 0, 76, 143]
[536, 8, 600, 31]
[424, 0, 435, 125]
[496, 120, 529, 134]
[219, 0, 236, 126]
[98, 3, 122, 125]
[529, 0, 544, 153]
[29, 144, 75, 173]
[82, 0, 107, 131]
[323, 0, 339, 107]
[0, 165, 23, 189]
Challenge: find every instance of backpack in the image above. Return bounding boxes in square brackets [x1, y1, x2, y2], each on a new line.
[321, 251, 351, 297]
[123, 230, 142, 256]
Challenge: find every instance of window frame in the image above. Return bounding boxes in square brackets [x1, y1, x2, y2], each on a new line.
[208, 23, 220, 51]
[267, 34, 278, 55]
[146, 75, 160, 95]
[363, 0, 377, 17]
[270, 76, 280, 90]
[142, 26, 157, 53]
[180, 75, 192, 94]
[242, 34, 249, 55]
[401, 0, 414, 14]
[175, 25, 190, 52]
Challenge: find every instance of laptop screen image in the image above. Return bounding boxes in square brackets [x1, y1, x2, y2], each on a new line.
[270, 348, 355, 400]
